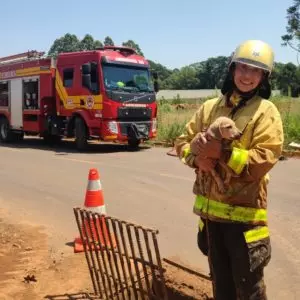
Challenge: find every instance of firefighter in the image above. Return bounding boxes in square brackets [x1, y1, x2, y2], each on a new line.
[175, 40, 284, 299]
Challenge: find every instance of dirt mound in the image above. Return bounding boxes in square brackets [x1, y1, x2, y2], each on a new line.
[0, 218, 92, 300]
[0, 218, 212, 299]
[163, 261, 213, 300]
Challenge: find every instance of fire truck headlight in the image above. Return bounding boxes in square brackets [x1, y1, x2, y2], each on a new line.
[108, 121, 118, 134]
[152, 118, 157, 132]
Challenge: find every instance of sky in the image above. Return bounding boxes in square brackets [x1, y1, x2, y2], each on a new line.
[1, 0, 298, 69]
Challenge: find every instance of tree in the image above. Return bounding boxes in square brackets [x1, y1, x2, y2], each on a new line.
[275, 62, 300, 96]
[94, 40, 104, 49]
[104, 36, 114, 46]
[194, 56, 230, 89]
[147, 60, 173, 89]
[79, 34, 103, 51]
[163, 66, 200, 89]
[48, 33, 103, 57]
[148, 60, 172, 79]
[122, 40, 144, 56]
[148, 61, 171, 78]
[48, 33, 80, 57]
[282, 0, 300, 56]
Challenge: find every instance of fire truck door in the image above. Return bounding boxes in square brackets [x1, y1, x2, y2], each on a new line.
[10, 79, 23, 129]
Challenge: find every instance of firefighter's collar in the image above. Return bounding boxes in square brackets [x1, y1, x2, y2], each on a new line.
[217, 94, 240, 108]
[230, 91, 242, 106]
[219, 92, 259, 108]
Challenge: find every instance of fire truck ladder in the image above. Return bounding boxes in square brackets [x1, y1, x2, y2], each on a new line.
[0, 50, 45, 65]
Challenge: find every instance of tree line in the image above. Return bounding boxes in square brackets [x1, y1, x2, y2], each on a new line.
[47, 32, 300, 97]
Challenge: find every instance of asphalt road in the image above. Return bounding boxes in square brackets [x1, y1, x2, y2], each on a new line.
[0, 138, 299, 299]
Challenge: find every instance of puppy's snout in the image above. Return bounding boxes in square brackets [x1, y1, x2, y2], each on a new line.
[235, 131, 242, 139]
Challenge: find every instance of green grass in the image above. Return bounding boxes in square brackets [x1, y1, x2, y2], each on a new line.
[154, 95, 300, 148]
[272, 96, 300, 146]
[155, 102, 194, 146]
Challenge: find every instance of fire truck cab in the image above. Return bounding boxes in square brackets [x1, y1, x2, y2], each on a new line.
[0, 46, 159, 150]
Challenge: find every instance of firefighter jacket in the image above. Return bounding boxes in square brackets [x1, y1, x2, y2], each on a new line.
[175, 93, 284, 226]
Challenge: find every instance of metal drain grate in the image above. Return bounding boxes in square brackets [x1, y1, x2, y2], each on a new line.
[73, 208, 168, 300]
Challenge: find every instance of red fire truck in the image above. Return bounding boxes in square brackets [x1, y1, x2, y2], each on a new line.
[0, 46, 159, 150]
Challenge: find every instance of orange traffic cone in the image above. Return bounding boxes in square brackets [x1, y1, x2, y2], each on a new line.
[84, 168, 106, 213]
[74, 168, 116, 253]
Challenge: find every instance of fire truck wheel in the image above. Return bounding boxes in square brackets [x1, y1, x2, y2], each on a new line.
[75, 117, 88, 151]
[0, 117, 15, 143]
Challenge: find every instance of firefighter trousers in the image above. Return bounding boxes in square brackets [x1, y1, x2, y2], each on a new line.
[197, 220, 271, 300]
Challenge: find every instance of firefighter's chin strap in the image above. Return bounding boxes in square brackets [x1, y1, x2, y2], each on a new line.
[227, 86, 258, 118]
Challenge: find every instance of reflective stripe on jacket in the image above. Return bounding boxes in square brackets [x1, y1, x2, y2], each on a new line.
[175, 94, 284, 225]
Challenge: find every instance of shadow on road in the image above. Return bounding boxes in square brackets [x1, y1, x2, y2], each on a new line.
[44, 289, 213, 300]
[44, 292, 99, 299]
[0, 137, 151, 155]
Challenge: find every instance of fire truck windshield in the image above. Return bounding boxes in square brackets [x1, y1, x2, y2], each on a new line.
[102, 64, 154, 93]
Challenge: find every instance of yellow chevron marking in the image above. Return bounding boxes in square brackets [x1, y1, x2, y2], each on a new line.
[55, 71, 103, 110]
[55, 71, 68, 102]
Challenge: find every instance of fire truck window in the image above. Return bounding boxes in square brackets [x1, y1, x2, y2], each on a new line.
[81, 62, 99, 93]
[63, 68, 74, 87]
[90, 62, 99, 93]
[23, 80, 39, 110]
[0, 82, 9, 107]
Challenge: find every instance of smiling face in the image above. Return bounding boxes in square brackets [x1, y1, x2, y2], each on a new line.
[233, 62, 264, 93]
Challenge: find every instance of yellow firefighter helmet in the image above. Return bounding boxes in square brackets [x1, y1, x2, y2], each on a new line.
[230, 40, 274, 75]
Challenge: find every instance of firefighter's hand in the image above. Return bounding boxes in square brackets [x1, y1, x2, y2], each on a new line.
[191, 133, 222, 159]
[200, 138, 222, 159]
[194, 156, 216, 172]
[190, 132, 207, 156]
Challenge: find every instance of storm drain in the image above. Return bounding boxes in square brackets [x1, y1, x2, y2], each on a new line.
[73, 208, 168, 300]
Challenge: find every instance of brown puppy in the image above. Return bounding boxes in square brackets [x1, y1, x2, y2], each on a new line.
[198, 116, 242, 193]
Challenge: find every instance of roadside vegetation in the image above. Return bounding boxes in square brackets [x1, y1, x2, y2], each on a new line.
[154, 95, 300, 149]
